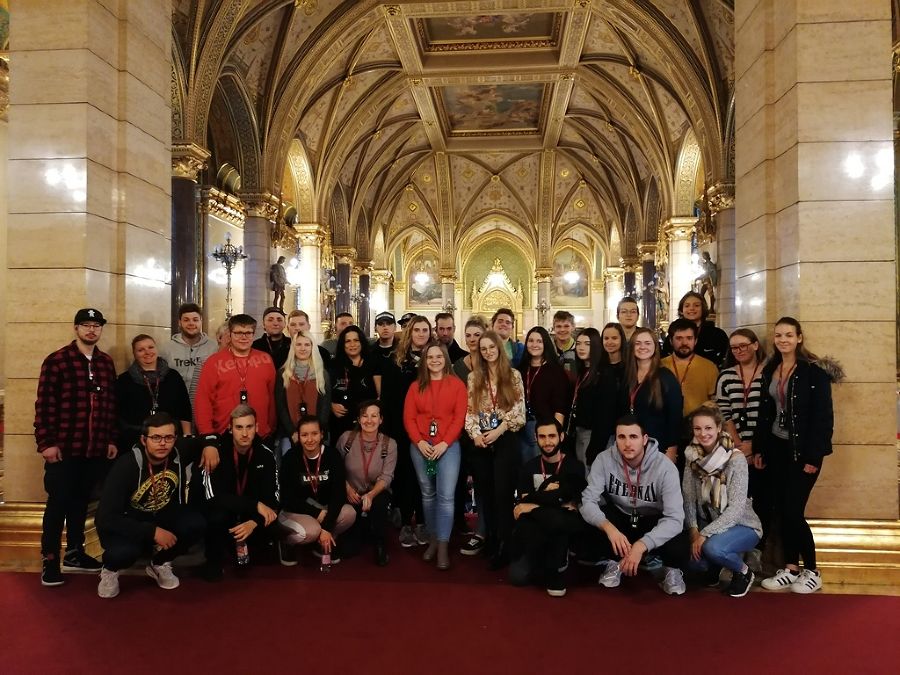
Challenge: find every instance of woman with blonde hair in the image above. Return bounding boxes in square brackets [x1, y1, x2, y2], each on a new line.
[275, 331, 331, 452]
[465, 330, 526, 569]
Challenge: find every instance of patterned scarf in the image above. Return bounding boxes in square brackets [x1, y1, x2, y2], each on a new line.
[685, 432, 738, 516]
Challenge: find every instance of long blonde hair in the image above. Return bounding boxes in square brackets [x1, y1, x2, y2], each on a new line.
[282, 331, 326, 394]
[469, 330, 520, 411]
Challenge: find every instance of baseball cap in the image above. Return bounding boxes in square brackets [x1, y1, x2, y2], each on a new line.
[74, 308, 107, 325]
[374, 311, 396, 325]
[262, 306, 285, 319]
[398, 312, 416, 327]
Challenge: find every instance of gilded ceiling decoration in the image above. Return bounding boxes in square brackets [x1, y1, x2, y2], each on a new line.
[173, 0, 734, 265]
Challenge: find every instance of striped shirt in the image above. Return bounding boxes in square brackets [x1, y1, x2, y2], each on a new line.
[715, 365, 764, 441]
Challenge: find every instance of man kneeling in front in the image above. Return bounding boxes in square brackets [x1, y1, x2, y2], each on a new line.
[95, 412, 209, 598]
[579, 415, 690, 595]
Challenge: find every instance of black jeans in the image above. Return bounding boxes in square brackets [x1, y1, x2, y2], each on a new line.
[469, 431, 519, 548]
[393, 432, 424, 527]
[509, 508, 583, 586]
[344, 490, 391, 554]
[41, 457, 108, 556]
[582, 505, 691, 570]
[766, 437, 820, 568]
[201, 503, 278, 566]
[99, 506, 205, 571]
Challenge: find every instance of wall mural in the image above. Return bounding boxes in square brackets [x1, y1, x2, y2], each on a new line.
[416, 13, 560, 52]
[464, 239, 530, 309]
[438, 84, 546, 135]
[550, 248, 590, 307]
[407, 250, 442, 307]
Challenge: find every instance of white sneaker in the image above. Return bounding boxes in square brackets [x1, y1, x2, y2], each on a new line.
[659, 567, 686, 595]
[598, 561, 622, 588]
[790, 568, 823, 594]
[97, 568, 119, 599]
[761, 567, 799, 591]
[146, 561, 180, 590]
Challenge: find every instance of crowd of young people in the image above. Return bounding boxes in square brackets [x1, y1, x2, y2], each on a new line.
[35, 295, 840, 600]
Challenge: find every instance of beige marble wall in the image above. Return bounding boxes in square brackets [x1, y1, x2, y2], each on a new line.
[3, 0, 172, 502]
[735, 0, 896, 519]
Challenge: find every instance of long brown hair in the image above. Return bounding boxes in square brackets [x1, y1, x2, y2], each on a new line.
[416, 343, 451, 392]
[469, 330, 520, 411]
[624, 327, 663, 408]
[770, 316, 819, 364]
[394, 315, 432, 367]
[724, 328, 765, 368]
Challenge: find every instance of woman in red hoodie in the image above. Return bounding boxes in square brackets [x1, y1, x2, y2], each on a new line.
[403, 343, 468, 570]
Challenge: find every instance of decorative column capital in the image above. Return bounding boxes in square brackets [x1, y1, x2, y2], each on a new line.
[662, 217, 696, 242]
[371, 269, 393, 284]
[354, 260, 374, 275]
[333, 246, 357, 265]
[201, 187, 246, 225]
[636, 241, 657, 260]
[534, 267, 553, 283]
[172, 142, 210, 181]
[241, 191, 281, 222]
[604, 266, 625, 284]
[294, 223, 326, 246]
[706, 182, 735, 215]
[620, 255, 641, 273]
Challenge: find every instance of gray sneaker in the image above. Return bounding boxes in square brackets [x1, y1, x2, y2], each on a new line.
[97, 568, 119, 599]
[659, 567, 686, 595]
[399, 525, 417, 548]
[414, 523, 430, 546]
[598, 560, 622, 588]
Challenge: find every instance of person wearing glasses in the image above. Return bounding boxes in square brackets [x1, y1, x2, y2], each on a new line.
[715, 328, 767, 572]
[195, 314, 277, 451]
[35, 308, 120, 587]
[95, 412, 207, 598]
[615, 297, 640, 343]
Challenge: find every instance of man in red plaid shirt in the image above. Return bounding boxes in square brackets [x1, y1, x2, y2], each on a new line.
[35, 308, 119, 586]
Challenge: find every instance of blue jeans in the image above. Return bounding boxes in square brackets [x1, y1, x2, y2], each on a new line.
[519, 419, 538, 463]
[699, 525, 760, 573]
[409, 441, 461, 542]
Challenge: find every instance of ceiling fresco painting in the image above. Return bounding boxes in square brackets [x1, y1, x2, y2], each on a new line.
[415, 13, 561, 51]
[437, 84, 547, 136]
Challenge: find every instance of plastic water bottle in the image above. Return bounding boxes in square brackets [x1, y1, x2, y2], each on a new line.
[319, 552, 332, 573]
[236, 541, 250, 566]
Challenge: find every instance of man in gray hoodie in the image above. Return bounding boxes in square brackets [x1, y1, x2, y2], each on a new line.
[579, 415, 690, 595]
[160, 303, 218, 418]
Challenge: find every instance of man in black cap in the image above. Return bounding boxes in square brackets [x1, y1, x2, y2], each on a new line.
[252, 306, 290, 369]
[371, 311, 398, 362]
[398, 312, 416, 329]
[34, 308, 119, 586]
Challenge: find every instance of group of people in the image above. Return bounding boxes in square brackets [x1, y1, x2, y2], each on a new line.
[34, 292, 839, 600]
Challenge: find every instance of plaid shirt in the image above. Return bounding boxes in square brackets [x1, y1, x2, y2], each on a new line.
[34, 341, 118, 458]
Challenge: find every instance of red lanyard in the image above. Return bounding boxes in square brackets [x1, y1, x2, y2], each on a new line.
[232, 352, 249, 388]
[302, 451, 323, 495]
[540, 455, 564, 480]
[777, 362, 796, 409]
[571, 370, 589, 408]
[622, 459, 642, 509]
[487, 372, 498, 412]
[234, 445, 255, 496]
[737, 363, 760, 409]
[525, 364, 542, 402]
[670, 354, 695, 387]
[359, 435, 379, 486]
[628, 380, 644, 413]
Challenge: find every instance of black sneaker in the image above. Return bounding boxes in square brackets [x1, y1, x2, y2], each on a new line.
[459, 535, 485, 556]
[724, 569, 755, 598]
[41, 554, 65, 587]
[277, 541, 298, 567]
[546, 570, 567, 598]
[63, 548, 102, 572]
[703, 565, 723, 588]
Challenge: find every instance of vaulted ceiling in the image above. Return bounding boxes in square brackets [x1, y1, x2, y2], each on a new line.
[172, 0, 734, 269]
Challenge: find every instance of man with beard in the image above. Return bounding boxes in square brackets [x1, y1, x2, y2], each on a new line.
[434, 312, 467, 363]
[660, 318, 719, 419]
[35, 308, 118, 586]
[508, 419, 586, 597]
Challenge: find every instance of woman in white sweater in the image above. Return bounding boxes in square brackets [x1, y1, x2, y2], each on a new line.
[683, 403, 762, 598]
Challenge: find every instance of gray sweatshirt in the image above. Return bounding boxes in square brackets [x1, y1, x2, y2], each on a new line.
[579, 437, 685, 553]
[682, 449, 763, 538]
[159, 333, 218, 408]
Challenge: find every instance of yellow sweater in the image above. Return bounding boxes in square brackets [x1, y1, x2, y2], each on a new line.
[660, 354, 719, 417]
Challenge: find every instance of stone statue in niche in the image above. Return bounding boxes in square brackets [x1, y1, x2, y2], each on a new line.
[654, 264, 669, 325]
[693, 251, 718, 313]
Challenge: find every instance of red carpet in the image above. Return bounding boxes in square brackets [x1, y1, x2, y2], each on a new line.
[2, 544, 898, 675]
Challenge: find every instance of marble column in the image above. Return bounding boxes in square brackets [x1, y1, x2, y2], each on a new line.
[1, 0, 172, 562]
[294, 224, 325, 341]
[603, 266, 624, 324]
[590, 280, 606, 328]
[333, 246, 356, 318]
[241, 193, 279, 326]
[637, 242, 657, 329]
[171, 143, 209, 329]
[621, 255, 640, 297]
[662, 218, 695, 321]
[735, 0, 895, 520]
[535, 270, 552, 329]
[356, 266, 371, 335]
[441, 273, 457, 323]
[709, 183, 736, 332]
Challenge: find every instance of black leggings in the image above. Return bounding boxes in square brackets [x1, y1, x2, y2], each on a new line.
[767, 438, 820, 569]
[469, 431, 519, 547]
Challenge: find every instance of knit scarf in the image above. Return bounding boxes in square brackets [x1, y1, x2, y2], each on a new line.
[685, 432, 737, 516]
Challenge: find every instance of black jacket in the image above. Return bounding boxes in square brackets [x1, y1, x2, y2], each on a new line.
[662, 320, 729, 367]
[753, 359, 836, 467]
[252, 334, 291, 370]
[280, 444, 347, 532]
[192, 433, 279, 524]
[115, 360, 192, 452]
